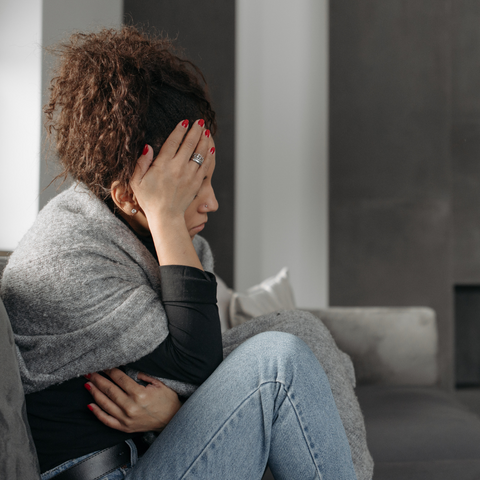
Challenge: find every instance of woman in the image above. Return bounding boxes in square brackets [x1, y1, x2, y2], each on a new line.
[1, 27, 373, 480]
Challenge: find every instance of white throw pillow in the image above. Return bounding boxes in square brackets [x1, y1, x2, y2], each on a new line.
[229, 267, 296, 328]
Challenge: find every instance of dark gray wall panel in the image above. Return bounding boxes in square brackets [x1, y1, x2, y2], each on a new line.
[124, 0, 235, 286]
[452, 1, 480, 284]
[330, 1, 454, 388]
[332, 200, 452, 306]
[455, 286, 480, 386]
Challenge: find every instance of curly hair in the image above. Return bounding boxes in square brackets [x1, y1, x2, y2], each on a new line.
[44, 26, 217, 199]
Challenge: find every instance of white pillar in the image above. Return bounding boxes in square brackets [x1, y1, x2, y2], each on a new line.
[0, 1, 123, 251]
[235, 0, 329, 308]
[0, 0, 43, 251]
[0, 0, 123, 251]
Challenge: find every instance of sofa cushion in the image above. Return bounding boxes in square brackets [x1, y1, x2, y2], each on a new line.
[314, 307, 438, 386]
[0, 298, 40, 480]
[357, 385, 480, 479]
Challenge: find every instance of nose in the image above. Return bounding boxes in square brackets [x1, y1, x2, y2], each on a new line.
[200, 186, 219, 213]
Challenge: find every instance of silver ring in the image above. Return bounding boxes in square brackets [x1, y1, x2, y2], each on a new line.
[190, 153, 204, 166]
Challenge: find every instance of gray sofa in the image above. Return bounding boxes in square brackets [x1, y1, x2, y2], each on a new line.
[358, 385, 480, 479]
[2, 296, 480, 479]
[315, 307, 480, 480]
[0, 298, 40, 479]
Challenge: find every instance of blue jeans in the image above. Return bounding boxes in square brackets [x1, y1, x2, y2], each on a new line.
[43, 332, 357, 480]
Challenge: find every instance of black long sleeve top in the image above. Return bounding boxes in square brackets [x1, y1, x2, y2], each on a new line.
[26, 229, 223, 473]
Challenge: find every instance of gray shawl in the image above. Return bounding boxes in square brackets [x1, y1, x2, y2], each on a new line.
[1, 183, 373, 480]
[1, 184, 213, 396]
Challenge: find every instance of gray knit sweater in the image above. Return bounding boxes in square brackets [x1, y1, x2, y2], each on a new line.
[1, 183, 373, 480]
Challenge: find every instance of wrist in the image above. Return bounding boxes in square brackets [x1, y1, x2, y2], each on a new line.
[148, 216, 203, 270]
[146, 211, 186, 232]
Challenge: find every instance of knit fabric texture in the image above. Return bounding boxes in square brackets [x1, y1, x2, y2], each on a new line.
[1, 184, 213, 396]
[1, 183, 373, 480]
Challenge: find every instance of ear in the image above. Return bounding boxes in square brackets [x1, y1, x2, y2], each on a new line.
[111, 181, 138, 216]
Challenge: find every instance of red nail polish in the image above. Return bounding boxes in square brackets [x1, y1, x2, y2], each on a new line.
[210, 147, 215, 155]
[181, 119, 189, 128]
[84, 383, 91, 391]
[198, 119, 205, 127]
[87, 404, 94, 411]
[204, 129, 210, 138]
[142, 145, 149, 156]
[84, 373, 91, 380]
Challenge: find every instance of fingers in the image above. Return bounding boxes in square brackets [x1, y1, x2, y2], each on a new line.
[137, 371, 166, 388]
[104, 368, 143, 394]
[85, 370, 181, 433]
[159, 119, 191, 159]
[132, 119, 208, 185]
[85, 372, 133, 420]
[87, 402, 128, 432]
[178, 120, 210, 167]
[125, 119, 212, 220]
[130, 144, 154, 188]
[192, 140, 214, 179]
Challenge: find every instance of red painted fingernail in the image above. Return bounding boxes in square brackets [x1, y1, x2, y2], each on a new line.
[84, 383, 91, 391]
[142, 145, 149, 156]
[198, 119, 205, 127]
[204, 129, 210, 138]
[210, 147, 215, 155]
[87, 404, 94, 411]
[181, 119, 189, 128]
[84, 373, 91, 380]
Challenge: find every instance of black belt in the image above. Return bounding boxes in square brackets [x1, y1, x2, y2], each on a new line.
[54, 442, 131, 480]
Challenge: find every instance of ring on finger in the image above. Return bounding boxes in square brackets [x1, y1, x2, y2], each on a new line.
[190, 153, 204, 166]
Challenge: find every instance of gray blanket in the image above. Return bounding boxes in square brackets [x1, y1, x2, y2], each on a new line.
[1, 183, 373, 480]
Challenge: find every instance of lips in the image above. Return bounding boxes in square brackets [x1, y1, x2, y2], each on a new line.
[191, 222, 206, 233]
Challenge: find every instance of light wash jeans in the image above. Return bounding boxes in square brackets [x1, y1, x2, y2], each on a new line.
[42, 332, 357, 480]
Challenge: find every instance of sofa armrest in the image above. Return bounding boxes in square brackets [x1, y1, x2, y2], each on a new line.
[0, 298, 41, 479]
[307, 307, 439, 386]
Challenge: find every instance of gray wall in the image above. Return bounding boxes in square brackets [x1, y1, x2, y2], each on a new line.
[329, 1, 455, 389]
[452, 1, 480, 284]
[124, 0, 235, 287]
[39, 1, 123, 210]
[452, 1, 480, 385]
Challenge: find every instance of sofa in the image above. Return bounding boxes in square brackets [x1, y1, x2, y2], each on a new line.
[2, 269, 480, 479]
[313, 308, 480, 480]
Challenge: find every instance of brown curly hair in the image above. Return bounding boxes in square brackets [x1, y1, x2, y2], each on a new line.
[44, 26, 216, 199]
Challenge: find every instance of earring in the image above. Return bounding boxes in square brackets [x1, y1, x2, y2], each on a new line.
[205, 204, 208, 209]
[131, 208, 137, 215]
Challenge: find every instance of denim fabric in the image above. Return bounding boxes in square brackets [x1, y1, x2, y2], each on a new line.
[40, 439, 137, 480]
[129, 332, 357, 480]
[45, 332, 357, 480]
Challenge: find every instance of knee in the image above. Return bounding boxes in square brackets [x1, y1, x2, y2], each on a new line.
[245, 331, 312, 363]
[225, 331, 325, 387]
